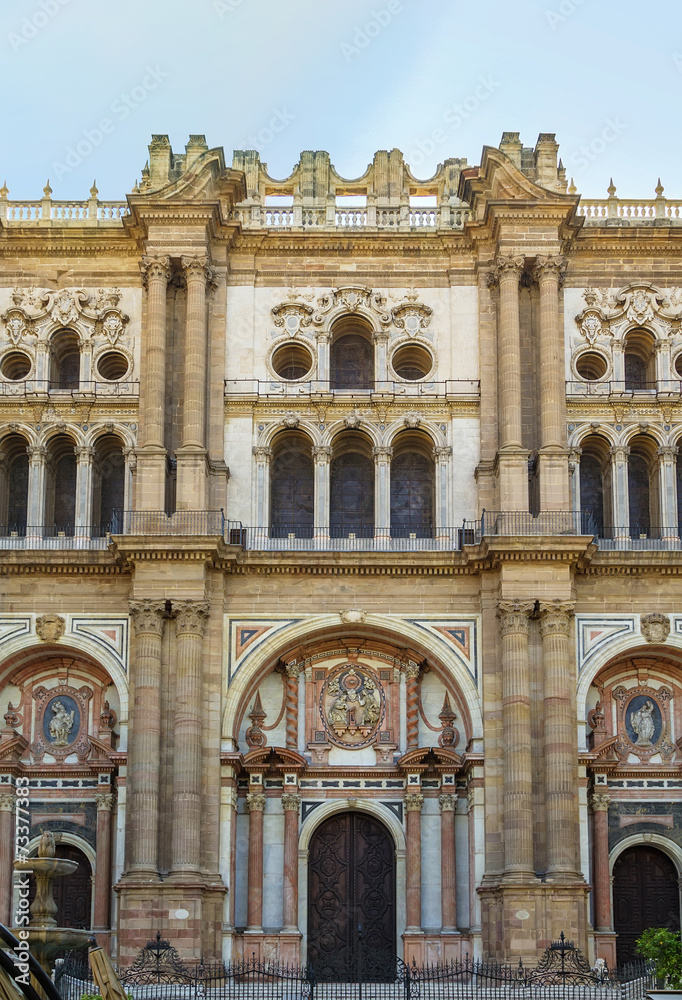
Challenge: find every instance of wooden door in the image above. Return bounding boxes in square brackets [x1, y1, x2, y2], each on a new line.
[613, 846, 679, 964]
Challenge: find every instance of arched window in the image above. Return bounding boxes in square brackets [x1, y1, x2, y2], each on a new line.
[270, 433, 314, 537]
[330, 320, 374, 390]
[0, 434, 29, 534]
[45, 435, 77, 534]
[624, 328, 655, 391]
[390, 433, 434, 537]
[92, 435, 125, 534]
[49, 330, 80, 390]
[330, 434, 374, 537]
[579, 435, 612, 538]
[628, 435, 658, 537]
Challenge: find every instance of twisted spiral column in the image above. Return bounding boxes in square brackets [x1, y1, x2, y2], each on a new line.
[405, 663, 420, 749]
[285, 664, 300, 750]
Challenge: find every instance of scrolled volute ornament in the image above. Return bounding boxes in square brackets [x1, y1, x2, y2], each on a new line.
[496, 600, 534, 637]
[488, 254, 525, 288]
[140, 255, 172, 286]
[129, 600, 166, 637]
[538, 600, 575, 637]
[174, 601, 210, 637]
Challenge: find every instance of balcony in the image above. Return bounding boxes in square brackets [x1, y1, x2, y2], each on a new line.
[0, 526, 110, 550]
[224, 378, 479, 400]
[230, 526, 469, 552]
[595, 526, 682, 551]
[0, 380, 139, 398]
[566, 380, 680, 399]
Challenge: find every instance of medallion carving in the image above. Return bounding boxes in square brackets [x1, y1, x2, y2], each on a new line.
[641, 613, 670, 644]
[319, 663, 385, 748]
[612, 684, 675, 763]
[35, 614, 65, 643]
[33, 683, 91, 758]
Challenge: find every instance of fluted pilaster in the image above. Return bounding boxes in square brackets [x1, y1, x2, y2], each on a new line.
[246, 792, 266, 930]
[405, 791, 424, 931]
[439, 793, 457, 931]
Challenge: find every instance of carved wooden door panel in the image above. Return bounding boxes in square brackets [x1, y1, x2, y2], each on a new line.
[308, 812, 395, 979]
[28, 843, 92, 930]
[613, 846, 680, 964]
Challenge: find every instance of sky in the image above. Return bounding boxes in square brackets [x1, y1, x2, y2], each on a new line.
[0, 0, 680, 202]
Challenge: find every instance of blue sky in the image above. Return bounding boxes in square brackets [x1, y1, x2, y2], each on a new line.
[1, 0, 679, 201]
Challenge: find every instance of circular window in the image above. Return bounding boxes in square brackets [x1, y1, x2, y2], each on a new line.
[674, 354, 682, 379]
[272, 342, 314, 380]
[96, 351, 129, 381]
[391, 343, 433, 381]
[0, 351, 32, 381]
[575, 351, 608, 381]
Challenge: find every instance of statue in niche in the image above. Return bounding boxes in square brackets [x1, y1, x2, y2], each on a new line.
[630, 700, 656, 748]
[48, 700, 75, 747]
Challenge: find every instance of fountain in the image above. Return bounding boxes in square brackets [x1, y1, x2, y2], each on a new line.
[13, 831, 90, 981]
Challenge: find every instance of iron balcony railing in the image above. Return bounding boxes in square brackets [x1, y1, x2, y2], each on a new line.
[0, 525, 111, 549]
[467, 510, 597, 538]
[112, 510, 230, 535]
[230, 525, 470, 552]
[566, 379, 680, 396]
[597, 526, 682, 550]
[0, 380, 140, 397]
[224, 377, 480, 398]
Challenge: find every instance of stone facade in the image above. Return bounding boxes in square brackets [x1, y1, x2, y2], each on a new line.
[0, 132, 682, 967]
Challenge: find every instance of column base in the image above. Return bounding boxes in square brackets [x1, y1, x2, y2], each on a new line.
[176, 446, 209, 510]
[478, 879, 590, 963]
[233, 930, 302, 966]
[402, 930, 425, 967]
[494, 447, 530, 511]
[593, 930, 617, 969]
[422, 931, 466, 965]
[537, 447, 570, 512]
[115, 877, 226, 965]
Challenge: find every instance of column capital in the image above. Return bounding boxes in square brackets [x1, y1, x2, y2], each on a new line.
[129, 600, 166, 637]
[404, 661, 421, 680]
[405, 792, 424, 813]
[538, 600, 575, 637]
[95, 792, 114, 812]
[0, 792, 15, 811]
[610, 445, 630, 461]
[174, 600, 210, 638]
[281, 793, 301, 812]
[372, 330, 390, 346]
[438, 793, 456, 813]
[252, 446, 272, 463]
[75, 445, 94, 461]
[487, 254, 525, 287]
[373, 445, 393, 463]
[432, 446, 452, 461]
[658, 445, 679, 460]
[27, 445, 46, 461]
[246, 792, 266, 812]
[140, 254, 172, 286]
[590, 791, 612, 812]
[533, 254, 567, 284]
[285, 662, 301, 679]
[312, 445, 332, 463]
[180, 254, 216, 286]
[496, 599, 534, 636]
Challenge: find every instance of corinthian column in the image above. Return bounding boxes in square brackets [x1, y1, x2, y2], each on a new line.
[94, 793, 114, 931]
[439, 793, 457, 932]
[488, 256, 528, 510]
[405, 792, 424, 931]
[138, 255, 171, 510]
[126, 600, 165, 876]
[0, 791, 15, 925]
[535, 255, 570, 510]
[281, 793, 301, 931]
[590, 790, 612, 931]
[246, 792, 266, 930]
[170, 601, 210, 877]
[539, 600, 579, 878]
[497, 600, 535, 879]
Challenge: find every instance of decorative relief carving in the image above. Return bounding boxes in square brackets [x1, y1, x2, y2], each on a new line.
[391, 291, 433, 336]
[438, 693, 460, 749]
[319, 663, 385, 749]
[174, 601, 210, 637]
[33, 683, 91, 757]
[404, 792, 424, 812]
[339, 609, 365, 625]
[35, 614, 65, 643]
[129, 601, 165, 637]
[641, 613, 670, 644]
[312, 286, 391, 327]
[245, 692, 267, 749]
[344, 410, 362, 429]
[612, 684, 675, 763]
[575, 283, 682, 346]
[272, 299, 314, 336]
[245, 792, 266, 812]
[403, 411, 422, 429]
[281, 411, 300, 429]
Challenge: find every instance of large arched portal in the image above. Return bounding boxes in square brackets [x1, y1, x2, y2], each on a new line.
[613, 845, 680, 964]
[308, 811, 396, 979]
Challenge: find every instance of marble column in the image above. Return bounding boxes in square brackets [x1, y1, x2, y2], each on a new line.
[313, 446, 331, 534]
[26, 446, 47, 532]
[497, 600, 535, 879]
[171, 601, 210, 877]
[125, 600, 165, 876]
[590, 791, 612, 931]
[439, 793, 457, 932]
[609, 446, 630, 538]
[539, 601, 579, 878]
[535, 255, 569, 511]
[281, 793, 301, 931]
[0, 791, 15, 926]
[405, 792, 424, 932]
[373, 446, 392, 536]
[374, 330, 389, 389]
[253, 447, 272, 530]
[246, 792, 266, 930]
[658, 446, 678, 537]
[94, 793, 113, 930]
[137, 255, 171, 511]
[433, 446, 452, 535]
[285, 664, 300, 750]
[405, 663, 420, 749]
[74, 445, 94, 531]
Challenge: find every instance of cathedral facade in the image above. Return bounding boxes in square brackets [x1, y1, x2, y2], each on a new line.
[0, 132, 681, 970]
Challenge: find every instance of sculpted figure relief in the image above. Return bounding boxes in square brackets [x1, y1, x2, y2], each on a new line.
[48, 700, 75, 747]
[630, 700, 656, 748]
[322, 664, 384, 747]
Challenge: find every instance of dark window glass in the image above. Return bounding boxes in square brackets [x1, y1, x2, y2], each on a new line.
[390, 452, 434, 537]
[53, 453, 77, 531]
[330, 452, 374, 537]
[628, 453, 650, 535]
[330, 334, 373, 390]
[624, 353, 648, 391]
[270, 440, 314, 537]
[580, 454, 604, 537]
[99, 450, 125, 531]
[7, 453, 28, 531]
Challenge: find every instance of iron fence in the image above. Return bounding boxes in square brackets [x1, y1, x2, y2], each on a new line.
[0, 525, 111, 549]
[466, 510, 596, 538]
[112, 510, 233, 536]
[234, 526, 468, 552]
[0, 380, 139, 397]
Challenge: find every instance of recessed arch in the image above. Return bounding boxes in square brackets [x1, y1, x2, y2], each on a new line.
[0, 432, 30, 533]
[49, 329, 80, 390]
[330, 430, 374, 537]
[390, 430, 435, 538]
[269, 430, 314, 537]
[330, 315, 374, 390]
[623, 327, 655, 390]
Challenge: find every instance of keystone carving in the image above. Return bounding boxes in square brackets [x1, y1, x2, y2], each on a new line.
[641, 613, 670, 644]
[35, 614, 65, 643]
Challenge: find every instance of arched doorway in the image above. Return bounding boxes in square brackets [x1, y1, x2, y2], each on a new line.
[613, 845, 680, 964]
[28, 843, 92, 929]
[308, 812, 395, 979]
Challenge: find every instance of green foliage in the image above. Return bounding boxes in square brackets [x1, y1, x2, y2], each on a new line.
[636, 927, 682, 988]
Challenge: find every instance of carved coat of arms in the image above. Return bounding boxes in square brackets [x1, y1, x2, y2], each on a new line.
[320, 664, 384, 748]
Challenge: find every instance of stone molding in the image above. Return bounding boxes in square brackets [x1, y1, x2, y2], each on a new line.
[129, 600, 166, 638]
[174, 601, 210, 638]
[246, 793, 266, 813]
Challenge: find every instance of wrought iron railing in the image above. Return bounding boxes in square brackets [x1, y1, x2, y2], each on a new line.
[596, 526, 682, 550]
[229, 525, 469, 552]
[0, 526, 111, 549]
[468, 510, 596, 538]
[0, 380, 139, 397]
[112, 510, 230, 535]
[225, 378, 480, 397]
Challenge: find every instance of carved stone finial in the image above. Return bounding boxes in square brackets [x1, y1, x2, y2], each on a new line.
[641, 613, 670, 644]
[438, 692, 459, 749]
[245, 691, 267, 748]
[4, 702, 20, 728]
[35, 614, 65, 643]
